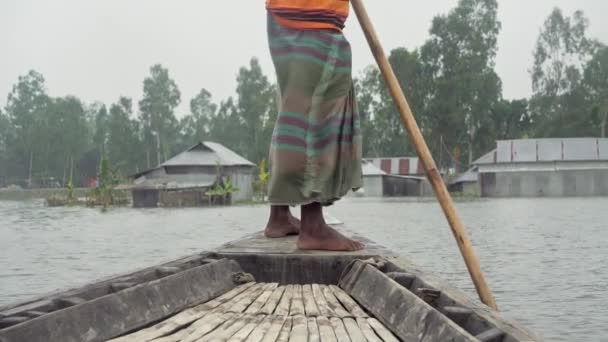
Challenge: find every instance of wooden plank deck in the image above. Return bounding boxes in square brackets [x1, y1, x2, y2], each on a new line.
[114, 282, 398, 342]
[214, 231, 388, 256]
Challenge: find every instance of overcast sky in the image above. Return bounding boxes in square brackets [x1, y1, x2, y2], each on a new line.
[1, 1, 607, 116]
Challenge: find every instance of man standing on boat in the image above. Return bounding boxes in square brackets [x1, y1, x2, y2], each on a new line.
[263, 0, 364, 251]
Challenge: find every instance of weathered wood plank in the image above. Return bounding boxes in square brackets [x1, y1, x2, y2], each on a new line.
[198, 313, 245, 342]
[329, 317, 351, 342]
[276, 317, 293, 342]
[150, 329, 186, 342]
[342, 318, 366, 342]
[202, 282, 257, 310]
[312, 284, 335, 318]
[246, 283, 279, 314]
[329, 286, 367, 318]
[366, 319, 398, 342]
[322, 286, 351, 318]
[109, 306, 210, 341]
[229, 283, 270, 313]
[340, 261, 478, 342]
[229, 314, 267, 342]
[289, 285, 305, 316]
[245, 315, 273, 342]
[179, 312, 235, 342]
[289, 315, 308, 342]
[259, 286, 286, 315]
[307, 317, 320, 342]
[275, 285, 293, 316]
[302, 285, 320, 317]
[0, 260, 241, 342]
[114, 284, 256, 342]
[218, 283, 264, 312]
[316, 316, 337, 342]
[262, 315, 288, 342]
[354, 318, 382, 342]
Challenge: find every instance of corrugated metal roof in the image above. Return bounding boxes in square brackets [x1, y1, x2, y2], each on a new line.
[162, 142, 255, 167]
[131, 173, 216, 190]
[475, 138, 608, 165]
[449, 167, 478, 185]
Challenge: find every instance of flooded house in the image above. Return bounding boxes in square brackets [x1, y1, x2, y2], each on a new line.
[360, 159, 433, 197]
[474, 138, 608, 197]
[130, 142, 255, 207]
[448, 167, 480, 196]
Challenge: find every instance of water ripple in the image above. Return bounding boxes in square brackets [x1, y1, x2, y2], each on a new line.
[1, 198, 608, 340]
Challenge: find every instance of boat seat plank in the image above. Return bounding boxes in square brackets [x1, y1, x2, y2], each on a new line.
[246, 315, 274, 342]
[316, 316, 337, 342]
[311, 284, 335, 318]
[112, 284, 256, 342]
[289, 285, 305, 316]
[355, 318, 382, 342]
[307, 317, 321, 342]
[228, 284, 270, 313]
[329, 286, 367, 318]
[178, 312, 234, 342]
[302, 285, 320, 317]
[261, 315, 288, 342]
[109, 307, 210, 341]
[259, 286, 286, 315]
[246, 283, 279, 314]
[367, 318, 399, 342]
[342, 318, 366, 342]
[228, 314, 266, 342]
[274, 285, 293, 316]
[197, 313, 245, 342]
[276, 317, 293, 342]
[203, 282, 257, 310]
[289, 314, 308, 342]
[321, 286, 351, 318]
[329, 317, 351, 342]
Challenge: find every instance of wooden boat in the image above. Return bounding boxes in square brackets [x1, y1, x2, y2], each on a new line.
[0, 231, 539, 342]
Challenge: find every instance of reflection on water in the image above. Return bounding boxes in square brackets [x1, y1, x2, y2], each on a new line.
[1, 197, 607, 341]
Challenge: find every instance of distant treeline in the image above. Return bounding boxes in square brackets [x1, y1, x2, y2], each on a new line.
[0, 1, 606, 187]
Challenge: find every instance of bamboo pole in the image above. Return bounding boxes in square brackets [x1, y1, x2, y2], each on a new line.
[351, 0, 498, 310]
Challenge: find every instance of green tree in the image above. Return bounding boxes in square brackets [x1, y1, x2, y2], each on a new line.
[374, 48, 430, 158]
[583, 45, 608, 137]
[208, 97, 243, 152]
[530, 8, 599, 137]
[45, 96, 90, 184]
[4, 70, 50, 184]
[93, 104, 109, 158]
[488, 99, 531, 140]
[0, 108, 11, 182]
[234, 58, 275, 163]
[138, 64, 181, 166]
[421, 0, 502, 167]
[180, 88, 217, 147]
[108, 97, 144, 175]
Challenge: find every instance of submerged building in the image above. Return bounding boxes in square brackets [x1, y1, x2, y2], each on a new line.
[130, 142, 255, 207]
[360, 159, 432, 197]
[474, 138, 608, 197]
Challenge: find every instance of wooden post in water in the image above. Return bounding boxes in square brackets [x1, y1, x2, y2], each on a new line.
[351, 0, 498, 310]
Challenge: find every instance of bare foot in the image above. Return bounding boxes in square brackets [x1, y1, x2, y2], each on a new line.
[297, 224, 364, 251]
[264, 206, 300, 238]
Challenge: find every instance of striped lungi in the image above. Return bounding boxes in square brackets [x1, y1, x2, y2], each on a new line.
[267, 14, 362, 206]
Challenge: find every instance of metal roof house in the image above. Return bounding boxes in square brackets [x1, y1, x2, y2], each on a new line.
[473, 138, 608, 197]
[130, 142, 256, 207]
[358, 160, 433, 197]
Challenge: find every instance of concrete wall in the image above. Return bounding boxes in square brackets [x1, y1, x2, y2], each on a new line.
[363, 175, 384, 197]
[230, 172, 254, 203]
[480, 169, 608, 197]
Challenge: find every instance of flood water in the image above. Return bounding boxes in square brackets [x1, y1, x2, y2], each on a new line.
[1, 197, 607, 341]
